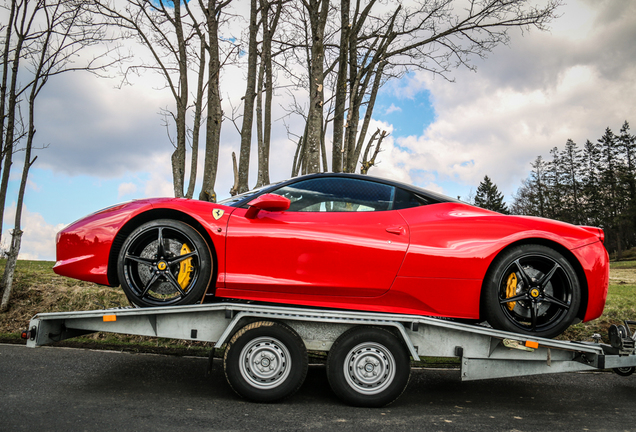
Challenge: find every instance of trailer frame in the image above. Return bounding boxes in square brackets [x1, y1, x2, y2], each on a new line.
[22, 302, 636, 406]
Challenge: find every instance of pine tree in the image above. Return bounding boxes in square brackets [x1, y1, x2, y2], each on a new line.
[544, 146, 564, 220]
[474, 175, 509, 214]
[581, 139, 602, 226]
[510, 121, 636, 256]
[560, 139, 583, 224]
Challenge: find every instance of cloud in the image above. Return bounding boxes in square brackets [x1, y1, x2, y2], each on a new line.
[2, 205, 64, 261]
[371, 0, 636, 199]
[117, 182, 137, 198]
[385, 104, 402, 115]
[26, 0, 636, 208]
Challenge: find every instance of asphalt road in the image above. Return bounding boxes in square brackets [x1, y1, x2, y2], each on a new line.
[1, 343, 636, 431]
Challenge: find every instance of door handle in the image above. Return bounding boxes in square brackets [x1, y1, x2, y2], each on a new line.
[386, 226, 406, 235]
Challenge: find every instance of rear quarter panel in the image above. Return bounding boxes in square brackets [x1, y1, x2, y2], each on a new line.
[392, 203, 604, 319]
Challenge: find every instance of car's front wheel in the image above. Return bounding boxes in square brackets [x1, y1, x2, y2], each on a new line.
[117, 219, 213, 307]
[482, 244, 581, 339]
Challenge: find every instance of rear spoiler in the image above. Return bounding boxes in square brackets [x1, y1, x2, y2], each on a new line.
[579, 226, 605, 244]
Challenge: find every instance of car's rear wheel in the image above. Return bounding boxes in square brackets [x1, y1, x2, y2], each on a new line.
[117, 219, 212, 307]
[483, 244, 581, 339]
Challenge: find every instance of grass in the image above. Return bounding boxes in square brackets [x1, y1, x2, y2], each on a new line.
[0, 259, 216, 357]
[1, 259, 636, 361]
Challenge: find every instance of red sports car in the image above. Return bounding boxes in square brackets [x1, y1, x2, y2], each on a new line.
[54, 173, 609, 338]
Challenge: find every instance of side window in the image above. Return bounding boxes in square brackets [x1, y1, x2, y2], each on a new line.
[393, 188, 431, 210]
[272, 178, 395, 212]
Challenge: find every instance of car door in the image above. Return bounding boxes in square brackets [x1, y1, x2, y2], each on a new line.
[223, 177, 410, 297]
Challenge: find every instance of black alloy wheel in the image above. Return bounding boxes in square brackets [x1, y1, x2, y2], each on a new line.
[117, 219, 212, 307]
[483, 244, 581, 339]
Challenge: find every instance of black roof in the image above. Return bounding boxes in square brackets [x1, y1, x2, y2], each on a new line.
[218, 173, 460, 207]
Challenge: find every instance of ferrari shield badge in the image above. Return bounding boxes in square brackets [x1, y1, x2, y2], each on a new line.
[212, 208, 224, 220]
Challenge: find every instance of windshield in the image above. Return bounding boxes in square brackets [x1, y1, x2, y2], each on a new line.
[217, 182, 281, 207]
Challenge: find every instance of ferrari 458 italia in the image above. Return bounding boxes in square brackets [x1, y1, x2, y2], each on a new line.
[54, 173, 609, 338]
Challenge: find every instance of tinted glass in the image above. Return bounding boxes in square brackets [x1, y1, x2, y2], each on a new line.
[273, 177, 394, 212]
[393, 187, 432, 210]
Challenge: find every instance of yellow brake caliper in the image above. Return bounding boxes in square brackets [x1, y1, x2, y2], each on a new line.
[506, 272, 518, 311]
[177, 243, 194, 291]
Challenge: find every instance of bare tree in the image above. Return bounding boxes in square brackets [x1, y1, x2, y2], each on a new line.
[302, 0, 330, 174]
[254, 0, 283, 188]
[92, 0, 198, 198]
[360, 128, 386, 174]
[282, 0, 561, 175]
[236, 0, 259, 193]
[1, 0, 108, 311]
[190, 0, 234, 202]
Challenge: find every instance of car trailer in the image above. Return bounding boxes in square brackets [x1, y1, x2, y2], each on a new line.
[21, 302, 636, 407]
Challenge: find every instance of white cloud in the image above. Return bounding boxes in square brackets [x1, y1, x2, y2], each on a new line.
[118, 182, 137, 198]
[371, 0, 636, 200]
[22, 0, 636, 212]
[2, 205, 64, 261]
[385, 104, 402, 115]
[142, 153, 177, 198]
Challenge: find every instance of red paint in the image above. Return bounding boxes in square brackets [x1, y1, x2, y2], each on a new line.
[54, 182, 609, 324]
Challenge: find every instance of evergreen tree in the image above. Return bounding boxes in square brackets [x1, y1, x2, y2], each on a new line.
[581, 139, 603, 226]
[560, 139, 583, 224]
[544, 146, 564, 220]
[474, 175, 509, 214]
[510, 121, 636, 256]
[617, 122, 636, 257]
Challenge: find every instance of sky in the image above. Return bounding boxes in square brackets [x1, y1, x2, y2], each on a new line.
[4, 0, 636, 261]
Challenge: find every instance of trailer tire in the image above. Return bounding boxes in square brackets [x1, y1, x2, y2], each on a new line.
[223, 321, 308, 402]
[326, 326, 410, 407]
[613, 367, 635, 377]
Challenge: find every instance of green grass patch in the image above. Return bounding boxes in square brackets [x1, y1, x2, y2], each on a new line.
[559, 282, 636, 342]
[610, 260, 636, 269]
[2, 258, 636, 359]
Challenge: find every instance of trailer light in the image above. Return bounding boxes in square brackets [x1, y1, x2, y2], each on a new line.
[525, 340, 539, 349]
[103, 314, 117, 322]
[21, 327, 36, 340]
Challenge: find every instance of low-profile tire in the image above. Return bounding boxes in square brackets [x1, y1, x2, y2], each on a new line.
[223, 321, 308, 402]
[482, 244, 581, 339]
[117, 219, 213, 307]
[326, 326, 410, 407]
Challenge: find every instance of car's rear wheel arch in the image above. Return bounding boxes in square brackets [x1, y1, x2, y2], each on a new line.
[479, 238, 589, 322]
[107, 209, 218, 292]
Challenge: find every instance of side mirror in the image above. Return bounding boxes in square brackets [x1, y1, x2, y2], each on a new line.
[245, 193, 291, 219]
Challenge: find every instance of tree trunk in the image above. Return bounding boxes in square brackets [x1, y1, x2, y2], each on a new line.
[1, 54, 37, 312]
[331, 0, 349, 173]
[236, 0, 259, 194]
[0, 18, 25, 248]
[304, 0, 329, 174]
[170, 0, 189, 198]
[186, 43, 206, 199]
[198, 0, 225, 202]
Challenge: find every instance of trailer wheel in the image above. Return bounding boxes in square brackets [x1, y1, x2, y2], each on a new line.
[613, 367, 635, 377]
[326, 327, 410, 407]
[223, 321, 308, 402]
